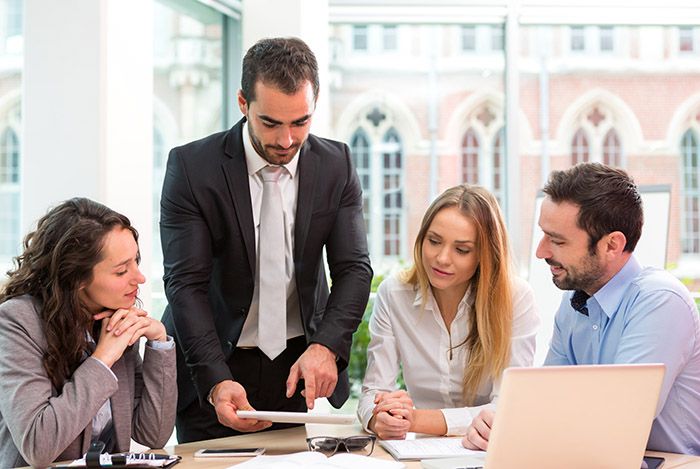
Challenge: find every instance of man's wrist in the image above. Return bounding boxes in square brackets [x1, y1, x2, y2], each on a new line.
[309, 342, 338, 361]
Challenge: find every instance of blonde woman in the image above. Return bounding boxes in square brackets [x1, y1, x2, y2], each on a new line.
[357, 184, 539, 439]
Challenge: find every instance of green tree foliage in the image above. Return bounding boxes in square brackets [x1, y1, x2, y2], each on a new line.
[348, 273, 405, 397]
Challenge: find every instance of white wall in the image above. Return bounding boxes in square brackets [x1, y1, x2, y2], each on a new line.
[23, 0, 154, 309]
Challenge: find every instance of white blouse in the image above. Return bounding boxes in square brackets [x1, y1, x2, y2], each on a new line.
[357, 274, 539, 435]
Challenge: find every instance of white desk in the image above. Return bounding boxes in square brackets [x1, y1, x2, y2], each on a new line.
[154, 424, 700, 468]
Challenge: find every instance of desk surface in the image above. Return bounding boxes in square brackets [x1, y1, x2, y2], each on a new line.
[155, 424, 700, 468]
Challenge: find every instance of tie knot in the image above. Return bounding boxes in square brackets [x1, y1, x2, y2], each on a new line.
[260, 165, 284, 183]
[570, 290, 590, 316]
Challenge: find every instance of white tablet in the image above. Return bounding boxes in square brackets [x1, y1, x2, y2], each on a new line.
[236, 410, 356, 424]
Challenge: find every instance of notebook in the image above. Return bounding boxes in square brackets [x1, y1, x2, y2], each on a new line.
[378, 437, 485, 460]
[484, 363, 665, 469]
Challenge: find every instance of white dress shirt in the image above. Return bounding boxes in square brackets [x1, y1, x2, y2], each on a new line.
[237, 121, 305, 347]
[358, 274, 539, 435]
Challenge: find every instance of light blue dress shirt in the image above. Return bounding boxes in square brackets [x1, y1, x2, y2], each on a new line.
[545, 256, 700, 455]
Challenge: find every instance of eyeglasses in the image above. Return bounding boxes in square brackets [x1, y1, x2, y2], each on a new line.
[306, 435, 377, 456]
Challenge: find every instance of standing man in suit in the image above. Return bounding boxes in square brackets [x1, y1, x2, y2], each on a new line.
[160, 37, 373, 443]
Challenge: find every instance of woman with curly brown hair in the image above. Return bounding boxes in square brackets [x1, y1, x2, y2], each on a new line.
[0, 198, 176, 468]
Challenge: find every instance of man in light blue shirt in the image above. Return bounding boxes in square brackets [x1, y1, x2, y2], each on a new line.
[464, 163, 700, 455]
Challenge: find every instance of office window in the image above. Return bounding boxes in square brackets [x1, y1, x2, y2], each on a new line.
[571, 128, 589, 165]
[493, 127, 505, 205]
[0, 126, 20, 257]
[153, 0, 231, 315]
[353, 25, 368, 51]
[351, 128, 371, 232]
[152, 127, 165, 269]
[382, 128, 403, 257]
[600, 26, 614, 52]
[462, 128, 479, 184]
[383, 25, 397, 51]
[461, 25, 476, 51]
[679, 26, 694, 52]
[6, 0, 21, 38]
[681, 129, 700, 254]
[491, 25, 504, 51]
[570, 26, 585, 51]
[603, 129, 622, 167]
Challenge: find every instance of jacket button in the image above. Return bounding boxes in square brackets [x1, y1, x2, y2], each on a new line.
[226, 341, 234, 349]
[239, 308, 247, 315]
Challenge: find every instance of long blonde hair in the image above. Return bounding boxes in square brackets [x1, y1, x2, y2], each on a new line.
[402, 184, 513, 404]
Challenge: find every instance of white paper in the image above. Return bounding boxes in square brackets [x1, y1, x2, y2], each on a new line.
[230, 451, 405, 469]
[379, 437, 486, 460]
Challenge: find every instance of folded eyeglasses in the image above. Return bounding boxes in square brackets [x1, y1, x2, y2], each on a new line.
[306, 435, 377, 456]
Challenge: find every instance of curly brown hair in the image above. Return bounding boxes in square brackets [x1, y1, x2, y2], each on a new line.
[1, 198, 138, 391]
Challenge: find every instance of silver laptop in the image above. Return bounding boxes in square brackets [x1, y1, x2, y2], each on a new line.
[483, 363, 665, 469]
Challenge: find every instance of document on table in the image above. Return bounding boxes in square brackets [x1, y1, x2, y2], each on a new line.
[51, 452, 181, 468]
[230, 451, 405, 468]
[379, 437, 486, 461]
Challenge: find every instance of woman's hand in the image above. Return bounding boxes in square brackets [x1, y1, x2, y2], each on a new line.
[373, 390, 415, 423]
[368, 390, 415, 439]
[102, 307, 166, 344]
[92, 307, 167, 367]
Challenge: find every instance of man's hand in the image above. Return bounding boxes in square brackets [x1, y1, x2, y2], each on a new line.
[286, 343, 338, 409]
[211, 380, 272, 432]
[462, 409, 495, 450]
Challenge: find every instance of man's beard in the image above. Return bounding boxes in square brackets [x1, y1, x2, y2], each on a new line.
[547, 253, 604, 292]
[249, 127, 302, 165]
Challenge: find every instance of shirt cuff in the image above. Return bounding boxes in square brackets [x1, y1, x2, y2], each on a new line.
[146, 335, 175, 350]
[440, 407, 474, 436]
[87, 356, 118, 382]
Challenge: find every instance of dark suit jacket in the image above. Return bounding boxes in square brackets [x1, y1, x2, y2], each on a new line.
[160, 118, 372, 412]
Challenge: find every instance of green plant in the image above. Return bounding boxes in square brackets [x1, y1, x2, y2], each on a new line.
[347, 272, 405, 397]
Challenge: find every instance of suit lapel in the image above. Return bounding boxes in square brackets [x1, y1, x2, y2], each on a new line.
[223, 120, 256, 274]
[295, 142, 319, 260]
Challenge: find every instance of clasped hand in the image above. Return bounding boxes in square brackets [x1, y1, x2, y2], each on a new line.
[369, 390, 414, 439]
[92, 307, 167, 368]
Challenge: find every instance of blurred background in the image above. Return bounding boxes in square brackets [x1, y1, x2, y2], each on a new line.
[2, 0, 700, 413]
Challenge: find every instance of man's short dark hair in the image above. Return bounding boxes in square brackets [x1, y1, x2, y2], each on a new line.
[241, 37, 319, 103]
[543, 162, 643, 254]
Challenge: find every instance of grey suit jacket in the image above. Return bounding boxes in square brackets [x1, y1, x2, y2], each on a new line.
[0, 296, 177, 468]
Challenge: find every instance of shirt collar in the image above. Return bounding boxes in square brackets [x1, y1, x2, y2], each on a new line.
[592, 255, 642, 318]
[242, 121, 300, 178]
[412, 282, 473, 312]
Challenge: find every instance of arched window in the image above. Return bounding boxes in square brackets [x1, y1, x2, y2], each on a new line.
[571, 128, 589, 165]
[382, 128, 403, 257]
[493, 127, 505, 206]
[461, 128, 479, 184]
[0, 127, 20, 257]
[603, 129, 622, 167]
[681, 129, 700, 254]
[350, 128, 371, 233]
